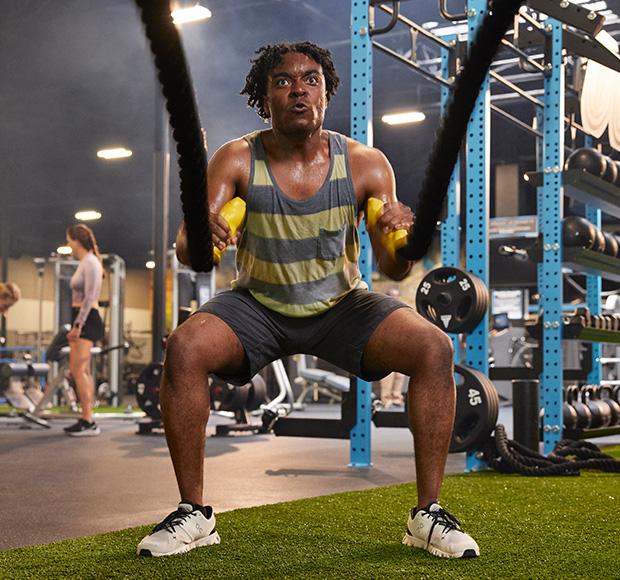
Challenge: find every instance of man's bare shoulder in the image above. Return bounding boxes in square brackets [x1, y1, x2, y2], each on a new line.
[210, 136, 252, 166]
[346, 138, 391, 174]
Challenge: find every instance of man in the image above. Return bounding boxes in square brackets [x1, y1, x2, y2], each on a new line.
[138, 42, 479, 559]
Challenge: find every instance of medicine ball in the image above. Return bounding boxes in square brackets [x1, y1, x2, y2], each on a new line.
[562, 216, 596, 250]
[603, 232, 619, 258]
[565, 148, 606, 177]
[592, 228, 606, 253]
[602, 156, 618, 184]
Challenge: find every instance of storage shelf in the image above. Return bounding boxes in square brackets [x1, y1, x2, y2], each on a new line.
[563, 247, 620, 283]
[527, 321, 620, 344]
[527, 169, 620, 218]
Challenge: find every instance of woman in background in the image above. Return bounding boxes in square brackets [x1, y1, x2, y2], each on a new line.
[64, 224, 105, 437]
[0, 282, 21, 315]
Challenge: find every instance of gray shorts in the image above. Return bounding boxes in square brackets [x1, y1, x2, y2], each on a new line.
[198, 288, 410, 385]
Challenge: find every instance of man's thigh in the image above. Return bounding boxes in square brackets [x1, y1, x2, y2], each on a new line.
[361, 307, 453, 378]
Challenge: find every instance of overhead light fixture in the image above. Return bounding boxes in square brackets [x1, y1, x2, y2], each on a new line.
[75, 210, 102, 221]
[422, 21, 439, 30]
[146, 260, 156, 270]
[381, 111, 426, 126]
[57, 246, 72, 255]
[172, 3, 212, 24]
[97, 147, 133, 160]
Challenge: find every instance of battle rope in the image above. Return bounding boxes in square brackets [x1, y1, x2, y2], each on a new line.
[135, 0, 213, 272]
[487, 424, 620, 476]
[399, 0, 525, 261]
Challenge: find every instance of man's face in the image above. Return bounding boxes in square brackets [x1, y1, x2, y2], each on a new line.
[263, 52, 327, 134]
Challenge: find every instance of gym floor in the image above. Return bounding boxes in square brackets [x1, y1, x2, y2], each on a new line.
[2, 405, 618, 552]
[0, 406, 467, 551]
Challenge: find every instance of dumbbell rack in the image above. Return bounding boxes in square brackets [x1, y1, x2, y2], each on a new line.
[534, 162, 620, 446]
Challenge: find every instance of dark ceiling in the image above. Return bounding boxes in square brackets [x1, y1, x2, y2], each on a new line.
[2, 0, 620, 268]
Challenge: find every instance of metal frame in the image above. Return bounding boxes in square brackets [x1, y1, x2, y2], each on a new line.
[538, 19, 565, 454]
[350, 0, 374, 468]
[463, 0, 491, 471]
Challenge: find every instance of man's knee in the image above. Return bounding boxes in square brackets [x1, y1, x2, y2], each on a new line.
[164, 325, 206, 376]
[416, 325, 454, 374]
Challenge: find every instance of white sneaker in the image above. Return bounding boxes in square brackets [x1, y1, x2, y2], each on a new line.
[137, 502, 221, 557]
[402, 502, 479, 558]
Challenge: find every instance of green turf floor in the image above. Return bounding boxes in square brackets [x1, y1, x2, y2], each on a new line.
[1, 455, 619, 580]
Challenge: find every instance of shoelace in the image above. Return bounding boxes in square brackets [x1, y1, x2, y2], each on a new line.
[153, 509, 194, 534]
[424, 507, 462, 546]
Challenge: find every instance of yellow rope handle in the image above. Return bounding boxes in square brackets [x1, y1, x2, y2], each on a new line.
[365, 198, 408, 259]
[213, 197, 246, 264]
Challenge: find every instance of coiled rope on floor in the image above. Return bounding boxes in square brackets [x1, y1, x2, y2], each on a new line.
[488, 424, 620, 476]
[135, 0, 213, 273]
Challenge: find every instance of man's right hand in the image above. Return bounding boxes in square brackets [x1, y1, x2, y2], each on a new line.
[209, 209, 233, 253]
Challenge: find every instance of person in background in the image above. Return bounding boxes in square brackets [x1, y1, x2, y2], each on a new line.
[63, 224, 105, 437]
[0, 282, 21, 315]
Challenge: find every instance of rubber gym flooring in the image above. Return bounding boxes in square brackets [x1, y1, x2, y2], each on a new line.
[0, 405, 618, 552]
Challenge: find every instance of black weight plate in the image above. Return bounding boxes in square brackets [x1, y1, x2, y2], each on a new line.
[219, 383, 250, 412]
[136, 362, 163, 421]
[247, 374, 268, 411]
[416, 267, 489, 334]
[450, 364, 499, 453]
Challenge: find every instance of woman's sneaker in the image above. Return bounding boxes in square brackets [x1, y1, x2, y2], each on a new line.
[402, 502, 480, 558]
[137, 503, 221, 557]
[64, 419, 100, 437]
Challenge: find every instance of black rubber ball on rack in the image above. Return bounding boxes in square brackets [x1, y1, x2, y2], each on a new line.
[592, 228, 606, 253]
[603, 232, 619, 257]
[565, 148, 606, 177]
[562, 216, 596, 249]
[602, 156, 618, 184]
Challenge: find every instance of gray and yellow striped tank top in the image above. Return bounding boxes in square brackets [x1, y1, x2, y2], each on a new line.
[231, 130, 366, 317]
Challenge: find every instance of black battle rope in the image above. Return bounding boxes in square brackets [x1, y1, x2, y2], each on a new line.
[399, 0, 525, 261]
[135, 0, 213, 272]
[488, 424, 620, 476]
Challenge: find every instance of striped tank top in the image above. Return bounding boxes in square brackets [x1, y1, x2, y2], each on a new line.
[231, 130, 366, 317]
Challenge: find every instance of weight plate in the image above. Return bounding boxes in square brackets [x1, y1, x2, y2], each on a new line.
[416, 267, 489, 334]
[450, 364, 499, 453]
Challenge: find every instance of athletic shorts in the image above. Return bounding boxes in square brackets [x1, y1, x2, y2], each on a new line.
[198, 288, 410, 385]
[71, 308, 105, 343]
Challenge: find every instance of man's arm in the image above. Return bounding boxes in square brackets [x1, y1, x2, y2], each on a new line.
[349, 142, 414, 281]
[176, 138, 251, 266]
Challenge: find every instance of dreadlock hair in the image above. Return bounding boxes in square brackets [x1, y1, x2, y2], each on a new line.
[67, 223, 103, 263]
[241, 42, 340, 120]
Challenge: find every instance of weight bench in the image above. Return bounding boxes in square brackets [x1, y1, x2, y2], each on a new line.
[295, 355, 350, 405]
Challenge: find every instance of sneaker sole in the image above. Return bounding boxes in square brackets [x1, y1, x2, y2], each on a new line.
[139, 530, 221, 557]
[402, 533, 479, 559]
[66, 429, 101, 437]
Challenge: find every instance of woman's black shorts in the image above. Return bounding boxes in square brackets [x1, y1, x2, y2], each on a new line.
[71, 308, 105, 343]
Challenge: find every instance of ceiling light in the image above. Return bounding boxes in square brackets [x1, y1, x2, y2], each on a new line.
[97, 147, 133, 160]
[146, 260, 156, 270]
[422, 21, 439, 29]
[57, 246, 72, 255]
[381, 111, 426, 125]
[172, 3, 212, 24]
[75, 210, 102, 221]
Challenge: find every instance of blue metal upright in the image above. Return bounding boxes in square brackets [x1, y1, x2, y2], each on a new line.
[440, 35, 462, 360]
[585, 204, 603, 385]
[539, 19, 565, 454]
[349, 0, 373, 468]
[464, 0, 490, 470]
[584, 140, 603, 385]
